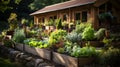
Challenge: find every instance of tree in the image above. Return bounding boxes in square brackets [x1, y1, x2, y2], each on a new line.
[29, 0, 69, 11]
[0, 0, 22, 12]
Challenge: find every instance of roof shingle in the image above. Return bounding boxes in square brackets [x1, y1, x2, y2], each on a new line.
[30, 0, 96, 15]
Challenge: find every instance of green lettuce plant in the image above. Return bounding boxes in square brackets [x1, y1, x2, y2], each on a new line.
[71, 43, 96, 57]
[23, 38, 49, 48]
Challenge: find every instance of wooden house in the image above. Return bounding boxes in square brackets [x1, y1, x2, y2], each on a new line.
[30, 0, 120, 30]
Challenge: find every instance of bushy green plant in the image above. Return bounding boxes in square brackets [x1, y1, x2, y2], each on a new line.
[64, 41, 73, 54]
[26, 30, 37, 37]
[78, 43, 97, 57]
[72, 43, 96, 57]
[48, 30, 67, 46]
[23, 38, 37, 45]
[57, 47, 65, 53]
[12, 28, 26, 43]
[48, 19, 54, 26]
[95, 28, 106, 40]
[64, 42, 97, 58]
[102, 38, 113, 45]
[66, 32, 82, 43]
[8, 13, 18, 30]
[56, 19, 62, 29]
[75, 23, 87, 34]
[70, 44, 81, 57]
[82, 24, 95, 40]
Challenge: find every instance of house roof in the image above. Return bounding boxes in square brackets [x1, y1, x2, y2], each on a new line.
[30, 0, 96, 15]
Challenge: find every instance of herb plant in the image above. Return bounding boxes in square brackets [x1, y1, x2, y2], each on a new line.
[12, 28, 26, 43]
[66, 32, 82, 43]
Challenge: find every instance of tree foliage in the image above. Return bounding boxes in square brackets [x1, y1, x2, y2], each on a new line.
[0, 0, 69, 31]
[29, 0, 69, 11]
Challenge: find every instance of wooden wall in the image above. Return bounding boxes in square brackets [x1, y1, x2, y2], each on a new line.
[33, 4, 95, 26]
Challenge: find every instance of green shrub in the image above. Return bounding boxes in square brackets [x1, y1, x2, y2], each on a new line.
[82, 24, 95, 40]
[48, 19, 54, 26]
[48, 30, 67, 46]
[12, 28, 26, 43]
[95, 28, 106, 40]
[56, 19, 62, 29]
[75, 23, 86, 34]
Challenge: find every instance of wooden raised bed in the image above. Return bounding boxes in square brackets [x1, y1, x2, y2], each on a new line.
[53, 52, 94, 67]
[15, 43, 24, 51]
[82, 41, 104, 47]
[25, 45, 52, 60]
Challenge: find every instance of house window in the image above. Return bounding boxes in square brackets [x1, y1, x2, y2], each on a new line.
[49, 15, 57, 21]
[82, 11, 87, 22]
[42, 17, 44, 23]
[75, 13, 81, 21]
[54, 16, 57, 20]
[38, 18, 41, 23]
[99, 2, 112, 14]
[49, 16, 53, 20]
[63, 14, 67, 21]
